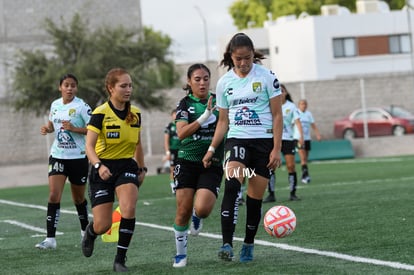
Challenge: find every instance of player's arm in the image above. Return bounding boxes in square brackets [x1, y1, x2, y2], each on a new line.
[134, 132, 147, 183]
[176, 96, 214, 140]
[40, 120, 54, 135]
[268, 96, 282, 170]
[164, 131, 171, 158]
[311, 122, 322, 140]
[202, 107, 228, 168]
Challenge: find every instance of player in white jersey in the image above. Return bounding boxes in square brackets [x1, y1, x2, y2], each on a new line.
[294, 99, 322, 183]
[35, 74, 91, 250]
[202, 33, 283, 263]
[264, 84, 304, 202]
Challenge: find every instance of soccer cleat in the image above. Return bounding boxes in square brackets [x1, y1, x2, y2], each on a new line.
[190, 213, 203, 236]
[172, 254, 187, 267]
[301, 176, 311, 184]
[290, 194, 301, 201]
[218, 243, 234, 261]
[82, 222, 96, 257]
[113, 255, 128, 272]
[35, 238, 56, 249]
[263, 193, 276, 203]
[239, 243, 254, 263]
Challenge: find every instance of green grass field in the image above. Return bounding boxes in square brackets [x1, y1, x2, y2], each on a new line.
[1, 155, 414, 274]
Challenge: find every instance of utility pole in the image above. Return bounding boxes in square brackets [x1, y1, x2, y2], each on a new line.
[194, 6, 209, 62]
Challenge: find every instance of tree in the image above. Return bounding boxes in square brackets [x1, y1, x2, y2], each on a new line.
[229, 0, 406, 30]
[11, 14, 179, 115]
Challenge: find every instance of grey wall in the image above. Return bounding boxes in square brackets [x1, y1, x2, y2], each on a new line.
[2, 69, 414, 165]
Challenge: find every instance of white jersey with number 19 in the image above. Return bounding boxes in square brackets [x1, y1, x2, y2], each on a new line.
[216, 63, 281, 139]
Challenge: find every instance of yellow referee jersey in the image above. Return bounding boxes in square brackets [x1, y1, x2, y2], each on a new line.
[87, 102, 141, 159]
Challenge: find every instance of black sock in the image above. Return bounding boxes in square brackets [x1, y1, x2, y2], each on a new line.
[268, 173, 275, 192]
[46, 203, 60, 238]
[244, 195, 262, 244]
[221, 178, 241, 247]
[116, 217, 136, 259]
[302, 165, 308, 178]
[289, 172, 297, 195]
[87, 221, 97, 238]
[75, 200, 89, 231]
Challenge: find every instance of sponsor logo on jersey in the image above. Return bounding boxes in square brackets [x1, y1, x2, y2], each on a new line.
[233, 96, 258, 106]
[234, 107, 262, 126]
[273, 78, 280, 89]
[107, 132, 120, 139]
[225, 87, 233, 96]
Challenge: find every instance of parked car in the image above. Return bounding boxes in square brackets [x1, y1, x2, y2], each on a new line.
[334, 106, 414, 139]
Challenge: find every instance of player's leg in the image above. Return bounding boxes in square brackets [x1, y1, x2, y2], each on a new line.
[35, 157, 66, 249]
[68, 158, 89, 237]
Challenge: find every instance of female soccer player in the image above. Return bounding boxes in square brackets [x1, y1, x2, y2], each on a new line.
[203, 33, 283, 263]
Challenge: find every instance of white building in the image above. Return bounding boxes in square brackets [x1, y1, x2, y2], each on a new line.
[232, 0, 414, 83]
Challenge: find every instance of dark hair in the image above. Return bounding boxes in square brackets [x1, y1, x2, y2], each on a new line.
[59, 73, 78, 86]
[281, 84, 293, 103]
[220, 33, 265, 71]
[105, 68, 137, 124]
[183, 63, 211, 94]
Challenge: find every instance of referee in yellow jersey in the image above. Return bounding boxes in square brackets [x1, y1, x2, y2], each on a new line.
[82, 68, 146, 272]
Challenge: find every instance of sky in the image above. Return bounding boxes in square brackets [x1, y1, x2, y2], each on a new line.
[140, 0, 238, 64]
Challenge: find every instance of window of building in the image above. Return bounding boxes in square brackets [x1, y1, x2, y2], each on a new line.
[258, 48, 270, 55]
[389, 34, 411, 54]
[333, 37, 356, 58]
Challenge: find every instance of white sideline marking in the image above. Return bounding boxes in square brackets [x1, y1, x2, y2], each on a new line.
[312, 157, 404, 165]
[1, 199, 414, 271]
[1, 219, 63, 235]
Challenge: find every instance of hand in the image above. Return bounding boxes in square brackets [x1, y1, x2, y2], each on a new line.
[40, 125, 50, 135]
[138, 170, 146, 184]
[267, 149, 282, 170]
[207, 95, 216, 111]
[98, 164, 112, 181]
[202, 151, 214, 168]
[61, 120, 73, 131]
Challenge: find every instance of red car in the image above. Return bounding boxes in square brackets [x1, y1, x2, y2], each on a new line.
[334, 106, 414, 139]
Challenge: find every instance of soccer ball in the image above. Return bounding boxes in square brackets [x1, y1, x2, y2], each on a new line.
[263, 205, 296, 238]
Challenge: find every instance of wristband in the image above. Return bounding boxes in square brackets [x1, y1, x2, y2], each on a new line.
[208, 146, 215, 153]
[166, 150, 171, 155]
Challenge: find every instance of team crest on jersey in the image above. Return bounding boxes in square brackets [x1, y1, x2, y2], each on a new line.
[234, 106, 262, 126]
[68, 108, 76, 117]
[285, 108, 292, 115]
[252, 82, 262, 93]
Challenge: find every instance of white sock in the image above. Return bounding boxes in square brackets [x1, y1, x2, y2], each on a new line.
[174, 227, 188, 255]
[170, 182, 176, 193]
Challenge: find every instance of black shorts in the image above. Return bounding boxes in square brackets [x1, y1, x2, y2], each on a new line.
[88, 158, 140, 207]
[224, 138, 273, 179]
[281, 140, 296, 155]
[169, 149, 179, 167]
[48, 156, 88, 185]
[174, 159, 223, 197]
[295, 140, 311, 151]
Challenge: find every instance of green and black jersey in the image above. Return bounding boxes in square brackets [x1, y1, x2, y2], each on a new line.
[164, 121, 181, 150]
[175, 93, 224, 167]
